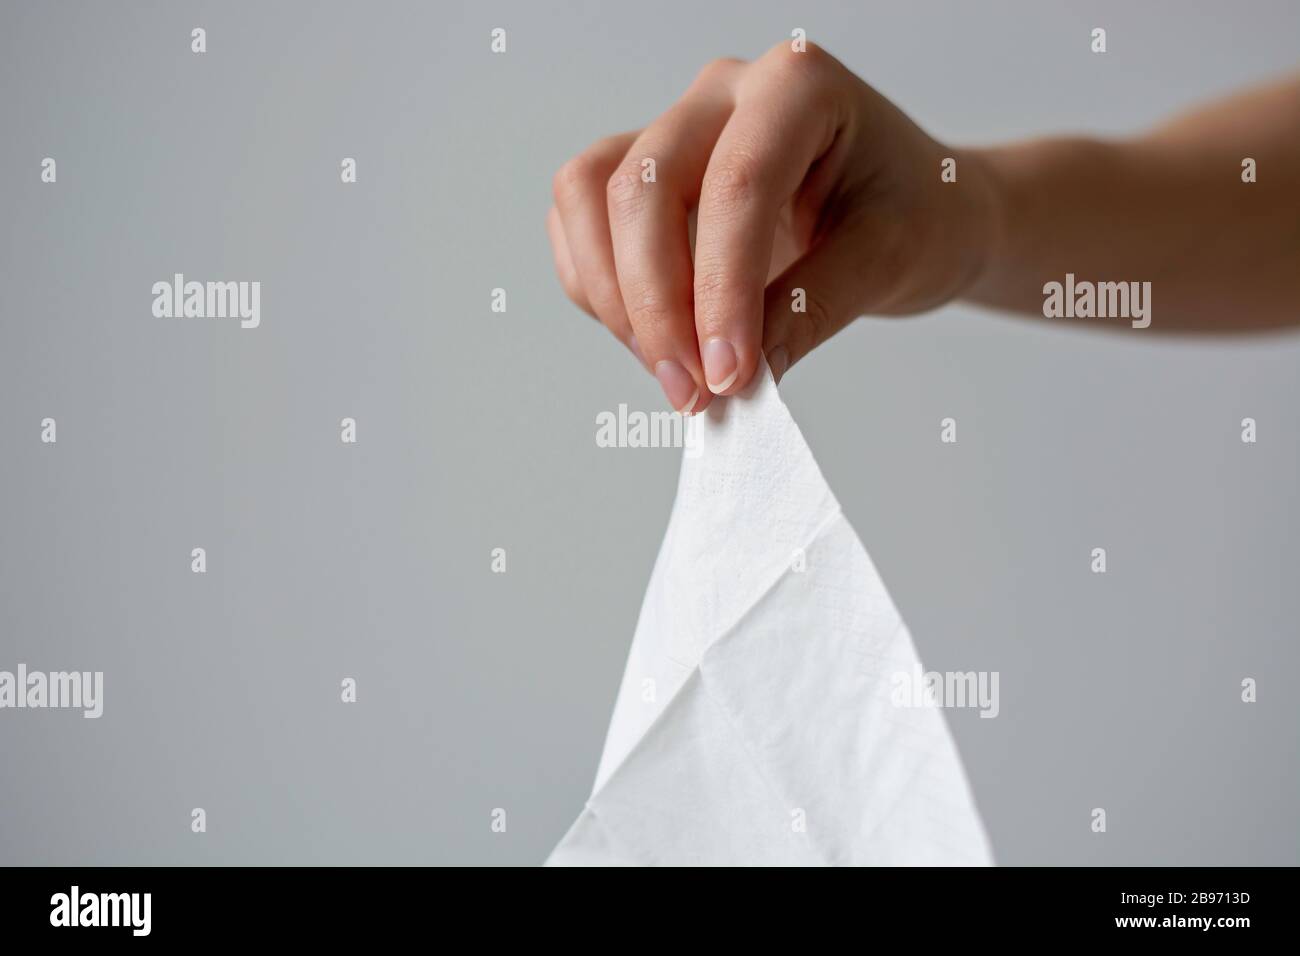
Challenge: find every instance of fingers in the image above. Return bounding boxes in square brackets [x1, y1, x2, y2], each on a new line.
[691, 45, 844, 396]
[607, 69, 738, 413]
[551, 49, 854, 402]
[552, 131, 641, 360]
[545, 205, 593, 318]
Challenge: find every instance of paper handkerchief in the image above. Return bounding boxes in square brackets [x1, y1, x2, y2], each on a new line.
[549, 363, 992, 866]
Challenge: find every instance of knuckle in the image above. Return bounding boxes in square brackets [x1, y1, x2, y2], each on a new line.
[555, 259, 583, 300]
[693, 56, 745, 87]
[702, 156, 761, 211]
[624, 279, 677, 326]
[605, 162, 650, 223]
[775, 285, 833, 361]
[771, 37, 830, 67]
[693, 262, 745, 312]
[799, 41, 835, 72]
[694, 263, 759, 333]
[800, 287, 835, 343]
[561, 277, 585, 306]
[586, 274, 625, 315]
[552, 154, 598, 203]
[765, 39, 838, 92]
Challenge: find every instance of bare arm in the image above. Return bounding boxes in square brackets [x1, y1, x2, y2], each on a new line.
[965, 75, 1300, 332]
[548, 47, 1300, 411]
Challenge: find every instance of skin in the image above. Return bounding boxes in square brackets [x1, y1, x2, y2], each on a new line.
[547, 41, 1300, 413]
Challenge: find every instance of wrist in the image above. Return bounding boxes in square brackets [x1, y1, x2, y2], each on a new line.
[952, 146, 1010, 305]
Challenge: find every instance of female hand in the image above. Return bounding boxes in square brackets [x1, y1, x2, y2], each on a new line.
[546, 41, 998, 412]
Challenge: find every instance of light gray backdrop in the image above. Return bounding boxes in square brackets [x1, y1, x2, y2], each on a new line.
[1, 0, 1297, 866]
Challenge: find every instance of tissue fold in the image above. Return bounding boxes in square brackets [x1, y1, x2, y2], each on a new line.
[549, 364, 991, 866]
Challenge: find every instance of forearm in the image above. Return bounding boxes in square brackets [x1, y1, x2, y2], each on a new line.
[962, 76, 1300, 332]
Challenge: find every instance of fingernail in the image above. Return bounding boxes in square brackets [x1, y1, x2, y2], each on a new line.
[628, 334, 646, 367]
[702, 338, 738, 394]
[767, 345, 789, 384]
[654, 360, 699, 414]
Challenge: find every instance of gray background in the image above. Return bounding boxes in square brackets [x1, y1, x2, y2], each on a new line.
[1, 0, 1296, 865]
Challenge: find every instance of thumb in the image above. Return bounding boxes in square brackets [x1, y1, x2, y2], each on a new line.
[761, 230, 867, 382]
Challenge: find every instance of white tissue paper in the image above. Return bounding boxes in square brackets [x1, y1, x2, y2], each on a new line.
[549, 361, 991, 866]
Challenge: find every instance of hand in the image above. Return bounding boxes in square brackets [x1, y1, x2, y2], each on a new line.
[547, 41, 999, 412]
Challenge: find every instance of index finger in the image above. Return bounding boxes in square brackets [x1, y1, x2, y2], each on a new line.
[692, 45, 843, 395]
